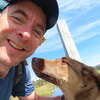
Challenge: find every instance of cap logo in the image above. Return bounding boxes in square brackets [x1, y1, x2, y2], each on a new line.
[0, 0, 9, 11]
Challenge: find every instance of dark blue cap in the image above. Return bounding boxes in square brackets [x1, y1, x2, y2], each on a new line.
[0, 0, 59, 30]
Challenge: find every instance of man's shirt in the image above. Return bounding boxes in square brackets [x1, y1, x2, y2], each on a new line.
[0, 64, 34, 100]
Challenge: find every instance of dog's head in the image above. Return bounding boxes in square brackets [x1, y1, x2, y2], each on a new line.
[32, 57, 100, 99]
[32, 57, 64, 85]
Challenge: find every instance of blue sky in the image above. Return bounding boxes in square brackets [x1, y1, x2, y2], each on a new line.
[27, 0, 100, 80]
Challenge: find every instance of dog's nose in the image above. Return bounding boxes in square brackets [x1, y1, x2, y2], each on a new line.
[32, 57, 44, 71]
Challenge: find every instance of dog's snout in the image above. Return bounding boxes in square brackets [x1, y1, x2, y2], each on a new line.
[32, 57, 45, 71]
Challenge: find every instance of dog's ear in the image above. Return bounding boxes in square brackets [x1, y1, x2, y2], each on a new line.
[61, 57, 89, 76]
[62, 57, 100, 88]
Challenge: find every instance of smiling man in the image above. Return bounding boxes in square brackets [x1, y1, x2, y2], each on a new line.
[0, 0, 61, 100]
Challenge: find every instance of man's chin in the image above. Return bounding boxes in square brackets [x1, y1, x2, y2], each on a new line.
[0, 60, 18, 78]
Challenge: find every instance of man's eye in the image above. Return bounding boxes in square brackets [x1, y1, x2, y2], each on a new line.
[12, 16, 23, 23]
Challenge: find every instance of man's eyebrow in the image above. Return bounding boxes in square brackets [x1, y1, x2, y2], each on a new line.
[12, 10, 28, 18]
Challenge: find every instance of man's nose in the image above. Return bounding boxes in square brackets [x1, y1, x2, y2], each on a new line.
[16, 29, 31, 41]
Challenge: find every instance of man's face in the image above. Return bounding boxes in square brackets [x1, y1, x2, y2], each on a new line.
[0, 1, 46, 67]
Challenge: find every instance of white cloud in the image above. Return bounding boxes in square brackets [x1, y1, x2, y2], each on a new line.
[58, 0, 100, 25]
[74, 19, 100, 37]
[34, 38, 63, 54]
[83, 53, 100, 66]
[58, 0, 100, 11]
[58, 0, 74, 8]
[44, 26, 58, 39]
[73, 19, 100, 43]
[75, 32, 100, 43]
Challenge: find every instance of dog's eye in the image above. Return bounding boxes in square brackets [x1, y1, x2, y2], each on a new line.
[80, 83, 87, 88]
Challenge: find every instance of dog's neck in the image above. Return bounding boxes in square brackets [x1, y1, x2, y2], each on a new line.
[59, 80, 76, 100]
[76, 84, 99, 100]
[60, 84, 99, 100]
[59, 76, 100, 100]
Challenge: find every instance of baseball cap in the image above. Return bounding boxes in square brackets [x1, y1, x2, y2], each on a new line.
[0, 0, 59, 30]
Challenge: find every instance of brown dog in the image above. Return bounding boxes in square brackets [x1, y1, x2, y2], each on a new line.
[32, 57, 100, 100]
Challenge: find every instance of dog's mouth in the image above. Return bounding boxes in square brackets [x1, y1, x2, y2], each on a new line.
[35, 71, 59, 85]
[32, 57, 59, 85]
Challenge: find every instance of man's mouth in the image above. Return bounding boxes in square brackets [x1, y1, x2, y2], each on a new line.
[8, 39, 25, 51]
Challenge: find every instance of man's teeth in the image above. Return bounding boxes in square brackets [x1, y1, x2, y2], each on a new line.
[9, 41, 24, 50]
